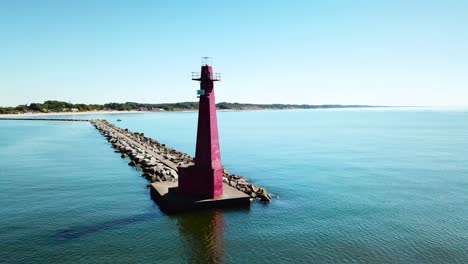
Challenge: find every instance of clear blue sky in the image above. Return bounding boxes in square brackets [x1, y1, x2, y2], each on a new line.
[0, 0, 467, 106]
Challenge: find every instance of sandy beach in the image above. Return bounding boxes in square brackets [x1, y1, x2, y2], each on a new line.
[0, 110, 149, 118]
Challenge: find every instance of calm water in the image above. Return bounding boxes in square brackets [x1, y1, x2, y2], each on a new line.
[1, 108, 468, 263]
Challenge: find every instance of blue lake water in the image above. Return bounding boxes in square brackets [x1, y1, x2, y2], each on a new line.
[1, 108, 468, 263]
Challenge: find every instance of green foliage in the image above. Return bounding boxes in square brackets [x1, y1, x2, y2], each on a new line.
[0, 100, 374, 115]
[15, 105, 29, 113]
[0, 107, 16, 114]
[42, 100, 73, 112]
[28, 103, 43, 112]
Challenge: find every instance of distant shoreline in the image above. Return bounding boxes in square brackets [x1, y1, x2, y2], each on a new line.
[0, 100, 382, 116]
[0, 106, 392, 118]
[0, 106, 387, 118]
[2, 106, 466, 118]
[0, 110, 149, 118]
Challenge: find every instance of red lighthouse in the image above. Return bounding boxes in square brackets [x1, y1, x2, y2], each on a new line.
[178, 57, 224, 199]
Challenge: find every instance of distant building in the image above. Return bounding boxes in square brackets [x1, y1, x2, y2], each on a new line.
[63, 108, 79, 112]
[150, 108, 165, 112]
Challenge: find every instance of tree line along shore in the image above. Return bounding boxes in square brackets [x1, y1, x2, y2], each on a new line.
[0, 100, 376, 114]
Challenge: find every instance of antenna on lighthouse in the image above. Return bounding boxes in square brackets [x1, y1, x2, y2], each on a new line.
[201, 56, 212, 66]
[192, 57, 221, 82]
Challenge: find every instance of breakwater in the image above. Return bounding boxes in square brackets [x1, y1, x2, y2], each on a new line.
[91, 119, 272, 202]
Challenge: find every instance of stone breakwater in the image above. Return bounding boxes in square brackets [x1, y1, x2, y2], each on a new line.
[91, 119, 272, 202]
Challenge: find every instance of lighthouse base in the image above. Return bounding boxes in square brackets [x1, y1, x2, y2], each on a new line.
[149, 181, 251, 214]
[177, 165, 224, 199]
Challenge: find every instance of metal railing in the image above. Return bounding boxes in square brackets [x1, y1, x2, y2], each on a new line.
[191, 72, 201, 79]
[191, 72, 221, 81]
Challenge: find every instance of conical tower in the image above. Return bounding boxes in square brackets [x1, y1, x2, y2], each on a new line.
[178, 57, 223, 199]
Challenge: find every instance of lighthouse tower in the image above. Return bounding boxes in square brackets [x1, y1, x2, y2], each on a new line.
[178, 57, 224, 199]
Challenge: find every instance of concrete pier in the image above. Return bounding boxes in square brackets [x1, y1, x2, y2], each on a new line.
[91, 119, 272, 213]
[150, 182, 250, 213]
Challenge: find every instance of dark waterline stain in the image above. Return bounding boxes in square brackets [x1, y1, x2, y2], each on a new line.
[52, 212, 158, 241]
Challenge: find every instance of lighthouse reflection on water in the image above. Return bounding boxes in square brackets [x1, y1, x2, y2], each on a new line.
[175, 211, 225, 263]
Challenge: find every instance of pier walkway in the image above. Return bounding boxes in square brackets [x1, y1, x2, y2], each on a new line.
[93, 120, 178, 171]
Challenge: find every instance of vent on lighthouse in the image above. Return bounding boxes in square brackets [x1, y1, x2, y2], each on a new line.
[197, 89, 205, 97]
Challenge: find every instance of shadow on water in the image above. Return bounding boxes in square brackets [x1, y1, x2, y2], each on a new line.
[175, 211, 226, 264]
[52, 212, 158, 241]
